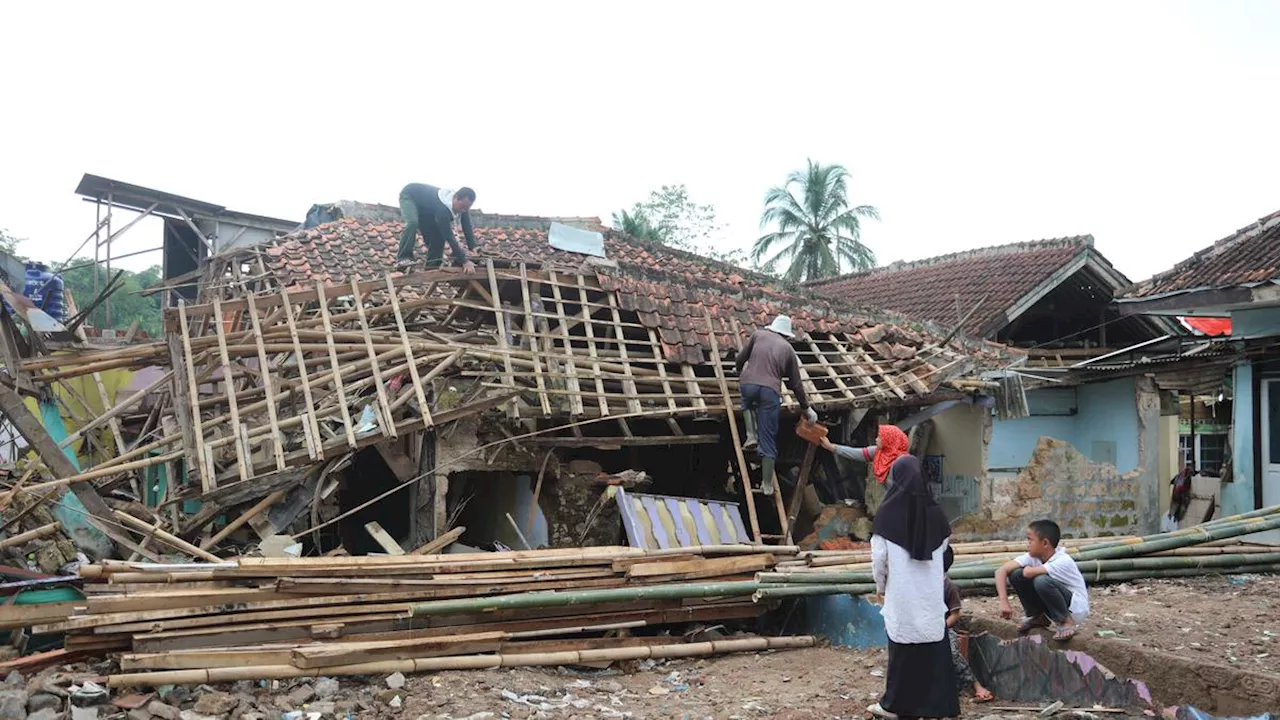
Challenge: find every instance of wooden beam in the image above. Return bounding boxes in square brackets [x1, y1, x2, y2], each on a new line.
[524, 435, 720, 447]
[702, 310, 760, 544]
[364, 522, 406, 555]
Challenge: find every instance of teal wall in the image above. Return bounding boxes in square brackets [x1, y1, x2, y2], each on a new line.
[1231, 307, 1280, 338]
[988, 377, 1140, 472]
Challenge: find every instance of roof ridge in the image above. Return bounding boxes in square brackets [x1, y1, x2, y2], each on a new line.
[807, 235, 1094, 286]
[1127, 208, 1280, 292]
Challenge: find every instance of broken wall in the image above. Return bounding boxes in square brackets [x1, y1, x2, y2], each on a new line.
[958, 376, 1161, 539]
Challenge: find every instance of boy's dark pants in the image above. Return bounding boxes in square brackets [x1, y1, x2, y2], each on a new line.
[1009, 567, 1072, 623]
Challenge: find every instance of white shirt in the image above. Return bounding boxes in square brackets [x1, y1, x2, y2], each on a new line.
[438, 187, 459, 220]
[871, 534, 949, 644]
[1015, 547, 1090, 623]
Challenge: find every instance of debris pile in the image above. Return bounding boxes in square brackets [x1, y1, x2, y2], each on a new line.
[41, 545, 814, 688]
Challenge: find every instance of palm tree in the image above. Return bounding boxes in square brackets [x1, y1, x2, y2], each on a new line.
[753, 160, 880, 282]
[611, 209, 665, 243]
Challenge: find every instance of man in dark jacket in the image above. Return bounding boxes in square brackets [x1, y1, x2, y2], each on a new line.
[395, 183, 479, 272]
[734, 314, 817, 495]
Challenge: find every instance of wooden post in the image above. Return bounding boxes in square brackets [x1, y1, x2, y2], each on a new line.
[211, 297, 251, 483]
[174, 302, 210, 490]
[785, 444, 817, 545]
[316, 281, 357, 448]
[385, 275, 431, 426]
[280, 288, 322, 459]
[701, 309, 760, 544]
[351, 279, 395, 439]
[246, 294, 287, 471]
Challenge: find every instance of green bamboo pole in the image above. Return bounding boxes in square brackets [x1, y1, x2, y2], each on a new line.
[757, 552, 1280, 585]
[409, 580, 763, 617]
[947, 563, 1280, 589]
[751, 584, 876, 602]
[1074, 514, 1280, 561]
[1077, 505, 1280, 555]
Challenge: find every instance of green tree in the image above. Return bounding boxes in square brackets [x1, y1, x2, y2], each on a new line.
[613, 184, 720, 252]
[610, 209, 664, 243]
[60, 262, 164, 337]
[753, 160, 880, 282]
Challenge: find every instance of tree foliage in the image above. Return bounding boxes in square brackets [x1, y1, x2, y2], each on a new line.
[60, 262, 165, 337]
[613, 184, 721, 252]
[753, 160, 880, 283]
[611, 184, 750, 266]
[0, 228, 23, 258]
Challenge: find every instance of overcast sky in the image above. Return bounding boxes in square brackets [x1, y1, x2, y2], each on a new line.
[2, 1, 1278, 283]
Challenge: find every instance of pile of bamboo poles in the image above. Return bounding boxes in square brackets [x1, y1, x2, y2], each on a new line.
[7, 544, 817, 688]
[750, 506, 1280, 599]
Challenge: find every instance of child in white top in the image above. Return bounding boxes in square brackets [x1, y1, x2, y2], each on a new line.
[994, 519, 1090, 641]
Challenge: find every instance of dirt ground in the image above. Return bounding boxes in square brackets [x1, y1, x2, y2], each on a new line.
[964, 572, 1280, 676]
[364, 646, 999, 719]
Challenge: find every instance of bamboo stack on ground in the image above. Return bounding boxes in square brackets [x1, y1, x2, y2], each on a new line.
[8, 544, 816, 687]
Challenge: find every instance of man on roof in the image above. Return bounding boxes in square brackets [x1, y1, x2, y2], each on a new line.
[734, 315, 818, 495]
[395, 183, 478, 273]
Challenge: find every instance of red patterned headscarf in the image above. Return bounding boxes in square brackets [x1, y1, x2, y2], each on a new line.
[872, 425, 910, 484]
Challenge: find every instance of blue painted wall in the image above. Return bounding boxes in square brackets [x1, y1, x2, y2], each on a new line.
[988, 377, 1139, 472]
[1232, 307, 1280, 338]
[1225, 362, 1256, 517]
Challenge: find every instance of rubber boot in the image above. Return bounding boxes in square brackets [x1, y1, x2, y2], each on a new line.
[761, 457, 776, 496]
[741, 412, 759, 452]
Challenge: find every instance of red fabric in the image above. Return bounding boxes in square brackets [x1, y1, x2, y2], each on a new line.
[1178, 316, 1231, 337]
[872, 425, 910, 484]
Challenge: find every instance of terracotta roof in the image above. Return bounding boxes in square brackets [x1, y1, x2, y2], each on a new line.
[806, 237, 1096, 337]
[261, 216, 1014, 369]
[1120, 209, 1280, 299]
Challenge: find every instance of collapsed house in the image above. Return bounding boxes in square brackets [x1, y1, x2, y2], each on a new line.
[0, 177, 1019, 573]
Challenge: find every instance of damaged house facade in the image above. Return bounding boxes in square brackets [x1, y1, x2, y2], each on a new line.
[810, 237, 1184, 538]
[1118, 208, 1280, 544]
[0, 177, 1018, 575]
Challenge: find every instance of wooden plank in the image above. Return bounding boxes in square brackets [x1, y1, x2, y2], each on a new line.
[547, 271, 584, 416]
[175, 301, 211, 490]
[246, 294, 287, 471]
[410, 526, 464, 555]
[280, 288, 322, 459]
[808, 338, 856, 401]
[315, 281, 357, 447]
[518, 263, 552, 416]
[291, 630, 507, 668]
[625, 554, 773, 581]
[485, 259, 518, 417]
[385, 274, 432, 426]
[578, 275, 609, 416]
[211, 297, 251, 483]
[351, 278, 396, 438]
[364, 521, 406, 555]
[705, 311, 760, 543]
[786, 444, 817, 545]
[604, 289, 642, 414]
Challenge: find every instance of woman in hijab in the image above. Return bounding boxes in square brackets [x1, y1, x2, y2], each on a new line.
[866, 454, 959, 720]
[820, 424, 910, 514]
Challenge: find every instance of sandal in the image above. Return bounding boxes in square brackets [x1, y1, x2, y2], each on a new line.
[1053, 625, 1078, 641]
[1017, 615, 1050, 634]
[973, 688, 994, 703]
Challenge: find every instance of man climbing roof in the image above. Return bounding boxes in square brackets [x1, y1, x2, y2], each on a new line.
[734, 315, 817, 495]
[395, 183, 478, 273]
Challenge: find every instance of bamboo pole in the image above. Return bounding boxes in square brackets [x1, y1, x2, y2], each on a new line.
[410, 580, 763, 617]
[199, 490, 287, 551]
[0, 522, 61, 550]
[108, 636, 816, 687]
[112, 511, 223, 563]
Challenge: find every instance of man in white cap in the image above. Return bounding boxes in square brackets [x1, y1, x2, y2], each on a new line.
[733, 315, 817, 495]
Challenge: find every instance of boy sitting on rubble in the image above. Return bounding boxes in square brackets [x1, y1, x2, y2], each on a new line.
[994, 519, 1090, 641]
[943, 548, 994, 703]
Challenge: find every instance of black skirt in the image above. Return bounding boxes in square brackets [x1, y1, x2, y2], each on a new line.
[882, 638, 961, 719]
